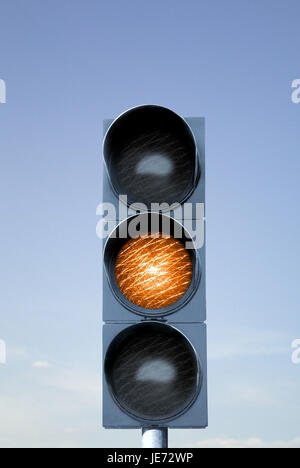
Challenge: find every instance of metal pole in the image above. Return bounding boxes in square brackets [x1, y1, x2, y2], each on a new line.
[142, 427, 168, 448]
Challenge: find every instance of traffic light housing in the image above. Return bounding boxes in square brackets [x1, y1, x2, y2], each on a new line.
[101, 105, 207, 430]
[103, 322, 207, 428]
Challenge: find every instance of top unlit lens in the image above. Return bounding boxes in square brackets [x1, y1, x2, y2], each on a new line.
[103, 106, 197, 207]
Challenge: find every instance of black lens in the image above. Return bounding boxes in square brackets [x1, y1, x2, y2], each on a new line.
[104, 106, 197, 207]
[105, 322, 200, 421]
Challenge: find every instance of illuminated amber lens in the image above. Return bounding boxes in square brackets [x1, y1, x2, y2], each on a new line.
[115, 233, 192, 310]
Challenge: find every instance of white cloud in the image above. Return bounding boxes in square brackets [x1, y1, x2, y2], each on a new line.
[0, 395, 49, 448]
[0, 366, 101, 448]
[45, 369, 100, 396]
[209, 329, 290, 360]
[32, 361, 52, 369]
[7, 347, 30, 360]
[228, 384, 279, 407]
[64, 427, 80, 434]
[0, 394, 94, 448]
[191, 437, 300, 448]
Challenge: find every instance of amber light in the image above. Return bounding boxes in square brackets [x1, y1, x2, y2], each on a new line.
[115, 233, 192, 310]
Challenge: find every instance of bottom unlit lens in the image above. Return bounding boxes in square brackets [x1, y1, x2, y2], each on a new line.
[105, 322, 199, 421]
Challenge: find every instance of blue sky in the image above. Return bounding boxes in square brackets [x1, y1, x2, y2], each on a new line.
[0, 0, 300, 448]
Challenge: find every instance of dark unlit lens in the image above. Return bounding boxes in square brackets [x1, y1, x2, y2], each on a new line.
[104, 106, 196, 207]
[105, 323, 199, 421]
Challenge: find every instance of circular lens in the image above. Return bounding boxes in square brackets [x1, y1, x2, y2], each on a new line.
[104, 106, 197, 207]
[105, 323, 199, 421]
[115, 233, 192, 310]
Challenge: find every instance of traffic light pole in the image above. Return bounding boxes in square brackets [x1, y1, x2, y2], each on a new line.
[142, 427, 168, 448]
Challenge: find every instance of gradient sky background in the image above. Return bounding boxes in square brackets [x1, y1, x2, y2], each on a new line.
[0, 0, 300, 448]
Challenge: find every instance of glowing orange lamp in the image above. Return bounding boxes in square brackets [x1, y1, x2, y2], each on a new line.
[115, 233, 192, 309]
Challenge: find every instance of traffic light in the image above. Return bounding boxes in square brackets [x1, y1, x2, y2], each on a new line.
[101, 105, 207, 433]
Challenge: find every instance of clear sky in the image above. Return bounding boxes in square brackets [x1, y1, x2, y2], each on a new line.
[0, 0, 300, 448]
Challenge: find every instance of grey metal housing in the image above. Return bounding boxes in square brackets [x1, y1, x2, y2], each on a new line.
[101, 107, 207, 430]
[103, 322, 208, 429]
